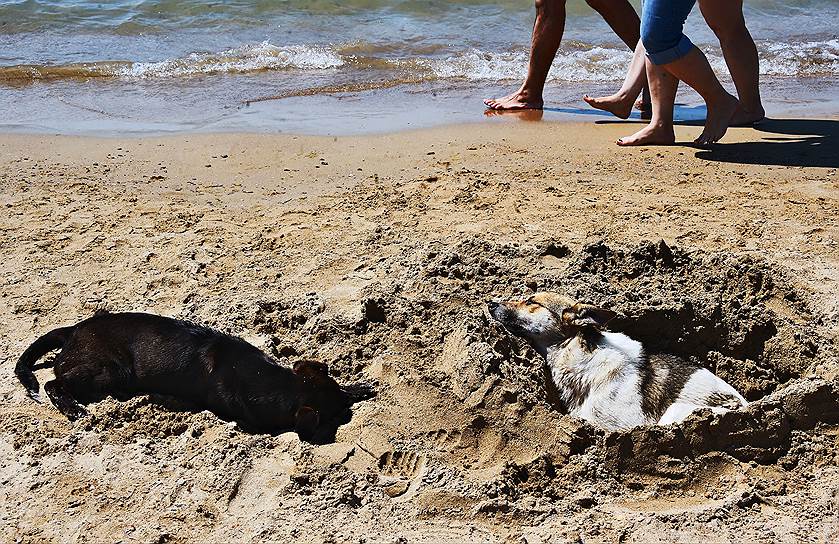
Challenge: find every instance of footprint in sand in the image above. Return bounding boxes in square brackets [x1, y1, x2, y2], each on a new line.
[378, 451, 428, 499]
[424, 429, 463, 450]
[378, 451, 426, 479]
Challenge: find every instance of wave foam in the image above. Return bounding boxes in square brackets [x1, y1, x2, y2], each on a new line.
[421, 47, 635, 82]
[760, 39, 839, 76]
[120, 42, 344, 78]
[2, 39, 838, 85]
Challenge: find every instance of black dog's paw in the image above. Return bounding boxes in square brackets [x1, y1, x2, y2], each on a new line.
[65, 404, 89, 422]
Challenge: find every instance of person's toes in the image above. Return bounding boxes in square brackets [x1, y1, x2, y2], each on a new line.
[617, 135, 640, 146]
[617, 132, 640, 146]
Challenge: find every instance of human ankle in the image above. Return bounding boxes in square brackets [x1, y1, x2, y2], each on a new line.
[518, 85, 539, 98]
[707, 91, 737, 107]
[742, 103, 764, 115]
[614, 91, 633, 103]
[649, 118, 672, 130]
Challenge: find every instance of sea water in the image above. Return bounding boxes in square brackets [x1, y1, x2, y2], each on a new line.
[1, 0, 837, 134]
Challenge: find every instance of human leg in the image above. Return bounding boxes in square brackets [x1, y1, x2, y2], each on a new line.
[584, 40, 647, 119]
[641, 0, 739, 144]
[584, 0, 641, 50]
[699, 0, 764, 124]
[658, 47, 739, 144]
[484, 0, 566, 110]
[617, 57, 678, 145]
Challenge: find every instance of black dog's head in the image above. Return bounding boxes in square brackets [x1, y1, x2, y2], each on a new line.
[292, 360, 375, 441]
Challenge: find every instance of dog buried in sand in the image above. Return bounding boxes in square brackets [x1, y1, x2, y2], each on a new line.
[16, 311, 374, 440]
[488, 292, 747, 431]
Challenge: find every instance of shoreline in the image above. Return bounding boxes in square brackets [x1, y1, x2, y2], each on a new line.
[3, 76, 838, 138]
[2, 109, 838, 141]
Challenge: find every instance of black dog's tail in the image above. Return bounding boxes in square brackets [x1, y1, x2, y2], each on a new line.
[15, 325, 76, 401]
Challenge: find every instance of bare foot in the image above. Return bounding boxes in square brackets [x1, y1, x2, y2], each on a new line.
[583, 93, 633, 119]
[729, 104, 766, 127]
[484, 88, 543, 111]
[616, 121, 675, 146]
[695, 93, 740, 145]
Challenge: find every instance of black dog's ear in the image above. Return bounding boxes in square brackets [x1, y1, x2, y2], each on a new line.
[293, 359, 330, 377]
[569, 303, 616, 329]
[295, 406, 320, 438]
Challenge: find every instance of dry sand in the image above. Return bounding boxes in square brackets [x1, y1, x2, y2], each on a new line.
[1, 118, 838, 543]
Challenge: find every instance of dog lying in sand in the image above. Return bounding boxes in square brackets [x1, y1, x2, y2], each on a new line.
[488, 292, 747, 431]
[16, 312, 373, 439]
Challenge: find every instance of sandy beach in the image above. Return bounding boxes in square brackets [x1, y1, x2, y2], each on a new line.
[1, 119, 838, 542]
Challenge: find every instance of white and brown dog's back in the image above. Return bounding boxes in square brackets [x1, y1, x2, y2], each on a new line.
[488, 292, 746, 431]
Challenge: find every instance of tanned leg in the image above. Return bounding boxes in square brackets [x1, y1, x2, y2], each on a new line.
[699, 0, 764, 125]
[585, 0, 641, 49]
[584, 40, 647, 119]
[617, 57, 677, 145]
[582, 0, 649, 117]
[660, 46, 739, 144]
[484, 0, 566, 110]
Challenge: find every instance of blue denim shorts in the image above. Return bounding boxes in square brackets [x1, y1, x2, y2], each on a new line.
[641, 0, 697, 65]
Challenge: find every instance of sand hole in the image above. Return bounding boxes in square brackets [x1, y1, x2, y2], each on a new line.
[546, 240, 826, 401]
[427, 239, 837, 477]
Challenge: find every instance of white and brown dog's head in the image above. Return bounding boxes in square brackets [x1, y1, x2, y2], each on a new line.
[488, 292, 616, 353]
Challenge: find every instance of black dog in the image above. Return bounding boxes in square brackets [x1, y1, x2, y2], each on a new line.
[16, 312, 373, 440]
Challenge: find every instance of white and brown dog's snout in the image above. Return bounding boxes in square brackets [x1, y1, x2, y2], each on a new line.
[486, 300, 509, 321]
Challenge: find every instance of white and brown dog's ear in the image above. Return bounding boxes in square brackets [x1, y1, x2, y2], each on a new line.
[565, 303, 616, 329]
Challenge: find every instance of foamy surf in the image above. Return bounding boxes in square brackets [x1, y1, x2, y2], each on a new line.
[2, 39, 838, 86]
[0, 43, 345, 82]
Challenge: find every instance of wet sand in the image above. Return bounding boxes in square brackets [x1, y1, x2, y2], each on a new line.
[1, 119, 838, 542]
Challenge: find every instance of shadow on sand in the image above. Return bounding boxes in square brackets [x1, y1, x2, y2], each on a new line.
[694, 118, 839, 168]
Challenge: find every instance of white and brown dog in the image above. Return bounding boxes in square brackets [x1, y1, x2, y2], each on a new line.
[488, 292, 747, 431]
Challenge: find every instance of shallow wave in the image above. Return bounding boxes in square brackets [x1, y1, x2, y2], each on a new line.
[123, 43, 345, 78]
[1, 39, 837, 85]
[421, 47, 635, 82]
[760, 39, 839, 76]
[0, 43, 345, 82]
